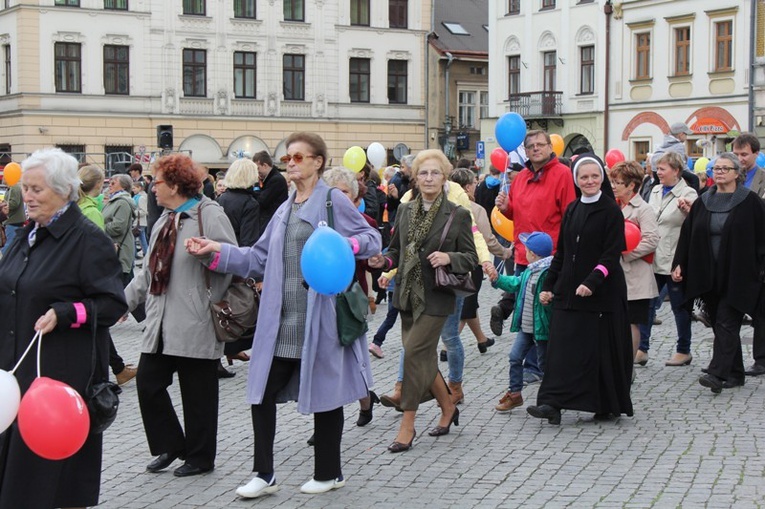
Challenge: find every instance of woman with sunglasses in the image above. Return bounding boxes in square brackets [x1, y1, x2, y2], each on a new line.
[672, 153, 765, 393]
[185, 132, 382, 499]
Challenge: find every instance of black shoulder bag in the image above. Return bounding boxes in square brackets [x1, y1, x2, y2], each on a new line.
[326, 189, 370, 346]
[85, 303, 121, 434]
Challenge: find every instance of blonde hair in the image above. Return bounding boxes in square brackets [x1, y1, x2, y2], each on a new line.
[225, 159, 259, 189]
[77, 165, 105, 200]
[411, 149, 453, 179]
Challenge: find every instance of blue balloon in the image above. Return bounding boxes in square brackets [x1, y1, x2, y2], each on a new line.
[300, 226, 355, 295]
[495, 112, 527, 153]
[757, 152, 765, 168]
[358, 199, 365, 213]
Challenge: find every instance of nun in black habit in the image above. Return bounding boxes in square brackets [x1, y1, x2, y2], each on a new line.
[527, 154, 634, 424]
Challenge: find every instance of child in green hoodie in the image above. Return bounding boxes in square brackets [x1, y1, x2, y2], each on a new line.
[490, 231, 554, 412]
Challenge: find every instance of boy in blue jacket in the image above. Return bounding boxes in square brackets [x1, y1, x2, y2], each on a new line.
[490, 232, 554, 412]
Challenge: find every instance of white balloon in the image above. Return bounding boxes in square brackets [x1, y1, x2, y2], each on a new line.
[0, 370, 21, 433]
[367, 142, 387, 169]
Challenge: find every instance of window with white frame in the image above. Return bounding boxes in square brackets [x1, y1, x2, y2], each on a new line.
[458, 89, 488, 129]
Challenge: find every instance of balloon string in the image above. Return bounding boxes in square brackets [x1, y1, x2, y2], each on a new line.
[10, 330, 42, 375]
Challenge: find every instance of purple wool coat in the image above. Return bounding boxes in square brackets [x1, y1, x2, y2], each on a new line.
[213, 179, 381, 414]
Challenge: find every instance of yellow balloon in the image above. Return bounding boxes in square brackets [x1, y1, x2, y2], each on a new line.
[550, 134, 564, 157]
[490, 206, 514, 242]
[2, 162, 21, 186]
[343, 146, 367, 173]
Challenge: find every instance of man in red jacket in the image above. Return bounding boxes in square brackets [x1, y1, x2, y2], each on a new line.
[491, 130, 577, 382]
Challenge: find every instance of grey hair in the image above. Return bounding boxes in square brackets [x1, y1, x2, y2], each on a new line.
[111, 174, 133, 192]
[400, 154, 415, 168]
[382, 166, 397, 181]
[323, 167, 359, 200]
[715, 152, 744, 184]
[21, 148, 80, 201]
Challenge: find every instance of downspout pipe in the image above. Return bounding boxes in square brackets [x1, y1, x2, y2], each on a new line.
[749, 0, 756, 132]
[444, 51, 455, 133]
[604, 1, 613, 152]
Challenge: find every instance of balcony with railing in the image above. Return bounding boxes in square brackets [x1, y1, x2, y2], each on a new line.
[505, 91, 563, 118]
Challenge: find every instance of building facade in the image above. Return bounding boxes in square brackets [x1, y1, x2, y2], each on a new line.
[609, 0, 754, 163]
[0, 0, 430, 170]
[485, 0, 605, 160]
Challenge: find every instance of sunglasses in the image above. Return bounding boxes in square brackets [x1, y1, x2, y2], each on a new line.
[280, 153, 316, 164]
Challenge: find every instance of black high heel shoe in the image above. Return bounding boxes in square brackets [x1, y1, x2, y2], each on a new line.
[428, 406, 460, 436]
[356, 391, 380, 427]
[526, 404, 561, 425]
[388, 429, 416, 453]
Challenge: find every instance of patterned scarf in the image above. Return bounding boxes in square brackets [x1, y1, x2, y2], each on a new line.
[149, 211, 177, 295]
[399, 192, 444, 320]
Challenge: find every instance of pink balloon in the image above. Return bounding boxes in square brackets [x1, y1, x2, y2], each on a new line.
[605, 149, 626, 168]
[18, 377, 90, 460]
[489, 148, 508, 173]
[623, 220, 641, 254]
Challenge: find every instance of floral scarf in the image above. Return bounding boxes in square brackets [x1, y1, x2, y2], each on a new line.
[399, 192, 444, 320]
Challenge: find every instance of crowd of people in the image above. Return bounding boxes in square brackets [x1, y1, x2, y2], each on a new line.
[1, 125, 765, 507]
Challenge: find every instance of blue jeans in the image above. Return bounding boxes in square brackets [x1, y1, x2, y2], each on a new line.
[373, 292, 398, 347]
[396, 296, 466, 383]
[639, 273, 692, 354]
[509, 331, 548, 392]
[1, 224, 19, 255]
[441, 296, 465, 384]
[136, 226, 148, 256]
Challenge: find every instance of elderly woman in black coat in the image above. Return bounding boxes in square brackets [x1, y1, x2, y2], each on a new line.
[672, 152, 765, 393]
[526, 154, 633, 425]
[0, 148, 127, 509]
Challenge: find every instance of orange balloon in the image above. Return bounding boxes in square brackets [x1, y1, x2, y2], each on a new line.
[550, 134, 564, 157]
[3, 162, 21, 186]
[490, 206, 514, 242]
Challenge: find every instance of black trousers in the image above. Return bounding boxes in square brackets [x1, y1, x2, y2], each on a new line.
[705, 295, 745, 382]
[251, 358, 344, 481]
[136, 352, 219, 470]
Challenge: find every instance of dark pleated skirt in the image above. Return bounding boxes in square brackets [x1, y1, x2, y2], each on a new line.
[537, 306, 634, 416]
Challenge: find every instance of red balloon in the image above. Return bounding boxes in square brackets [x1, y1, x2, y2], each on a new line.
[489, 148, 508, 173]
[623, 220, 641, 254]
[605, 149, 626, 168]
[17, 377, 90, 460]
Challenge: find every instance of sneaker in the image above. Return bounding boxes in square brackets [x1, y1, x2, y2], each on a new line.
[300, 476, 345, 494]
[489, 306, 504, 336]
[495, 391, 523, 412]
[368, 343, 384, 359]
[236, 475, 279, 499]
[116, 364, 137, 385]
[523, 372, 542, 387]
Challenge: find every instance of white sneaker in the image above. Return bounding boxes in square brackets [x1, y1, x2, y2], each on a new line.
[235, 476, 279, 499]
[300, 477, 346, 494]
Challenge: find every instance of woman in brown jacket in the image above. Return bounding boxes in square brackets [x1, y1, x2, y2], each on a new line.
[371, 149, 478, 452]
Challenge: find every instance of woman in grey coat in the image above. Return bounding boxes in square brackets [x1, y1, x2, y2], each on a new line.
[124, 154, 236, 478]
[103, 174, 136, 285]
[186, 132, 382, 499]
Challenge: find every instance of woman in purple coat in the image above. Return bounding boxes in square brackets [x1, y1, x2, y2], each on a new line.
[186, 132, 382, 499]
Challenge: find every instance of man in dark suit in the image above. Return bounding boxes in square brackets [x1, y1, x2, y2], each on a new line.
[252, 150, 288, 236]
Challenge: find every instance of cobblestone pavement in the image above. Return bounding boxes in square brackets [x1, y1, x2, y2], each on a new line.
[100, 284, 765, 509]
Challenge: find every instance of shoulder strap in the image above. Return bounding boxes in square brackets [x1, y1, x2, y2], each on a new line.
[325, 188, 335, 229]
[437, 207, 459, 251]
[197, 203, 212, 296]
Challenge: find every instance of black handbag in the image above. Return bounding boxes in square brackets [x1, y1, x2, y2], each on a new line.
[198, 203, 260, 343]
[432, 208, 477, 298]
[325, 189, 369, 346]
[85, 304, 121, 434]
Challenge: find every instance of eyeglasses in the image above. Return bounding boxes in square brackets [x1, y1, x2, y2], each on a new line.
[524, 142, 550, 151]
[153, 180, 166, 185]
[280, 153, 316, 164]
[712, 166, 736, 173]
[416, 170, 443, 179]
[611, 181, 626, 186]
